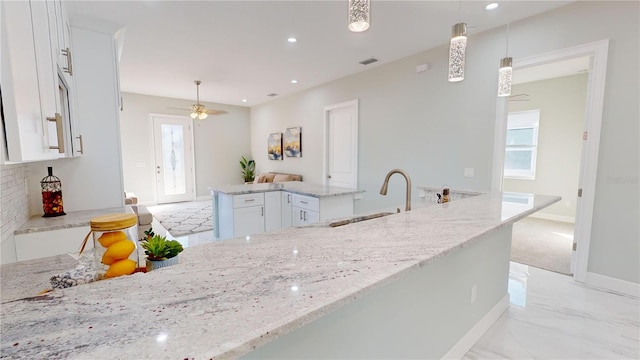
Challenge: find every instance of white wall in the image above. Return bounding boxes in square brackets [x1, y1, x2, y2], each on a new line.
[119, 92, 251, 204]
[504, 74, 587, 222]
[250, 2, 639, 284]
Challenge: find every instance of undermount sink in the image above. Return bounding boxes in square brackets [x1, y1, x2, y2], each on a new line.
[329, 212, 395, 227]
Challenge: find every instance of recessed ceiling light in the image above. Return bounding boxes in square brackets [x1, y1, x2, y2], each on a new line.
[241, 99, 248, 103]
[287, 37, 297, 43]
[291, 80, 298, 84]
[485, 2, 499, 11]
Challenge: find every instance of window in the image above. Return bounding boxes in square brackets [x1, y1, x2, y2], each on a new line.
[504, 110, 540, 180]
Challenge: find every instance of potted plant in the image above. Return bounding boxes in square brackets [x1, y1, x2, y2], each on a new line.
[240, 155, 256, 183]
[140, 232, 184, 271]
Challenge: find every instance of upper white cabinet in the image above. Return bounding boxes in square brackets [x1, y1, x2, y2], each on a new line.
[1, 0, 81, 162]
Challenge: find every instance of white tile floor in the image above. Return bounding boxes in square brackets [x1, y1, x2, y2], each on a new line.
[151, 221, 640, 359]
[465, 262, 640, 359]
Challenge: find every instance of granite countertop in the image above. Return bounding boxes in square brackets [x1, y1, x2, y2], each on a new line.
[14, 207, 131, 235]
[209, 181, 364, 197]
[0, 192, 559, 359]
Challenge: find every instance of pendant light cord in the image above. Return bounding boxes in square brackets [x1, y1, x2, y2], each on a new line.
[505, 1, 511, 56]
[458, 0, 462, 22]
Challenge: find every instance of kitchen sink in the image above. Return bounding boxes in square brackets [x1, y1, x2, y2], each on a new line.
[329, 212, 395, 227]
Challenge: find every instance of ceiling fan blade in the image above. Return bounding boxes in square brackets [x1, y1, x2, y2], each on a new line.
[205, 109, 228, 115]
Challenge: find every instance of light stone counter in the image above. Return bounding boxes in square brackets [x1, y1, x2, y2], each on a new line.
[0, 192, 559, 359]
[209, 181, 363, 198]
[14, 207, 130, 235]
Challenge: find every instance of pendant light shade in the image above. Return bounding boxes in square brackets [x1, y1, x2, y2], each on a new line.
[448, 22, 467, 82]
[498, 57, 513, 97]
[348, 0, 370, 32]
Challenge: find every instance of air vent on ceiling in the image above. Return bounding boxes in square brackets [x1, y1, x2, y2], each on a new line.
[267, 93, 278, 97]
[359, 57, 378, 65]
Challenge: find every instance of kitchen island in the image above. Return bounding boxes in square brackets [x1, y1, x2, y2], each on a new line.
[0, 192, 559, 359]
[209, 182, 363, 239]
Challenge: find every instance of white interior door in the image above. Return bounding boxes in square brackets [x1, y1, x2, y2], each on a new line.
[324, 100, 358, 189]
[152, 115, 195, 204]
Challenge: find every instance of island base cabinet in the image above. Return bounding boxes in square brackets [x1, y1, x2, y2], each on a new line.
[218, 193, 265, 240]
[233, 206, 264, 239]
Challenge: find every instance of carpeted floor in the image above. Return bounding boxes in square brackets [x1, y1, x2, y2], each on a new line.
[147, 200, 213, 237]
[510, 216, 574, 275]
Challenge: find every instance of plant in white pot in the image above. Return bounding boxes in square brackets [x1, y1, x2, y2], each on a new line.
[141, 233, 184, 272]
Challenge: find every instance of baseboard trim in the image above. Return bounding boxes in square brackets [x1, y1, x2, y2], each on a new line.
[442, 294, 509, 359]
[196, 195, 212, 201]
[528, 212, 575, 223]
[585, 272, 640, 298]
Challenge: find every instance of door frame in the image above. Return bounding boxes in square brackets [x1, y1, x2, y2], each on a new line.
[150, 113, 196, 204]
[490, 39, 609, 283]
[323, 99, 359, 188]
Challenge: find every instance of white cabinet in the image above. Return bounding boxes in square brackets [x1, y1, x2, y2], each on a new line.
[281, 192, 293, 228]
[218, 193, 265, 239]
[265, 192, 282, 232]
[1, 0, 79, 162]
[233, 206, 264, 238]
[214, 189, 356, 240]
[292, 194, 320, 226]
[15, 226, 92, 262]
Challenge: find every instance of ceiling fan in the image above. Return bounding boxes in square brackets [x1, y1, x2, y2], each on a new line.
[169, 80, 228, 119]
[508, 93, 530, 102]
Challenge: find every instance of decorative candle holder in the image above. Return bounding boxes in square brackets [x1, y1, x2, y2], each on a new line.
[41, 167, 66, 217]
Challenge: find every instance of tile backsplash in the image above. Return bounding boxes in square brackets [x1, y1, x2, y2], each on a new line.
[1, 163, 30, 263]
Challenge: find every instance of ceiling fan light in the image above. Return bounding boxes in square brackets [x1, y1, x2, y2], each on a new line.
[198, 112, 208, 120]
[190, 111, 198, 119]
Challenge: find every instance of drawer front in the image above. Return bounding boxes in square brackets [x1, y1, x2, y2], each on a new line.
[233, 193, 264, 208]
[292, 194, 319, 211]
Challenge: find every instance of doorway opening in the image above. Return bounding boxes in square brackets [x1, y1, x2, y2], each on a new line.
[491, 39, 609, 282]
[503, 57, 590, 275]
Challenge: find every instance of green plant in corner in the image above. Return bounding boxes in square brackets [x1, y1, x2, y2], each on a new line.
[140, 234, 184, 261]
[240, 155, 256, 183]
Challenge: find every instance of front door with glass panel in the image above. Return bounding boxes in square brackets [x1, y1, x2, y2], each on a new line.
[152, 115, 194, 204]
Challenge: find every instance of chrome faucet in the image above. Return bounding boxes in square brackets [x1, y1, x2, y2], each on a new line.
[379, 168, 412, 211]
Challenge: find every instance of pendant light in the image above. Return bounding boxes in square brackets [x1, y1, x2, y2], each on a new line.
[448, 1, 467, 82]
[498, 2, 513, 97]
[348, 0, 370, 32]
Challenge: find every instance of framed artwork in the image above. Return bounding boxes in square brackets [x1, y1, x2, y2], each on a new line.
[284, 127, 302, 158]
[268, 133, 283, 160]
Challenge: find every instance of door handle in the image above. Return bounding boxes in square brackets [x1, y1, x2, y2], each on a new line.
[47, 113, 64, 153]
[61, 48, 73, 76]
[76, 135, 83, 154]
[328, 175, 332, 179]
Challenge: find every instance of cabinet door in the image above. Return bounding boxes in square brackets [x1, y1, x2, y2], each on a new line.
[292, 207, 320, 226]
[1, 0, 59, 162]
[233, 206, 264, 238]
[281, 192, 293, 228]
[264, 192, 282, 232]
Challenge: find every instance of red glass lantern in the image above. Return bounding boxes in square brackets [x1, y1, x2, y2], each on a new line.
[41, 167, 66, 217]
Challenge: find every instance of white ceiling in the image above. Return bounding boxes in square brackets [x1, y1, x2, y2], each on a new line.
[66, 1, 574, 107]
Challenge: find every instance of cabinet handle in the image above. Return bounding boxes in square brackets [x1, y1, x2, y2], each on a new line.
[61, 48, 73, 76]
[287, 194, 290, 203]
[76, 135, 83, 154]
[303, 211, 308, 221]
[46, 113, 64, 154]
[300, 200, 308, 204]
[261, 206, 264, 217]
[245, 199, 255, 202]
[299, 210, 303, 220]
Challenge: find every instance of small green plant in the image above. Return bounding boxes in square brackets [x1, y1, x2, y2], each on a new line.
[240, 155, 256, 183]
[141, 234, 184, 261]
